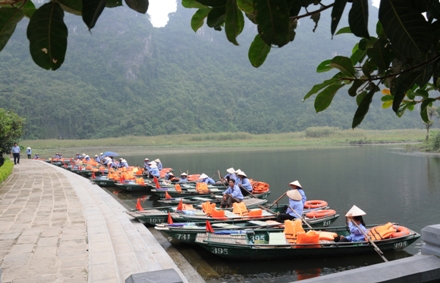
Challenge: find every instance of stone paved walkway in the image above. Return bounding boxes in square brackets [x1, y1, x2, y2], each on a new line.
[0, 159, 200, 283]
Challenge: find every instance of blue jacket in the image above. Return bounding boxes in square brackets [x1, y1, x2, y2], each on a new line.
[223, 185, 244, 200]
[224, 173, 237, 182]
[286, 198, 303, 218]
[200, 177, 216, 184]
[178, 177, 188, 183]
[346, 221, 368, 242]
[157, 162, 163, 171]
[298, 189, 307, 205]
[237, 178, 252, 191]
[149, 167, 160, 178]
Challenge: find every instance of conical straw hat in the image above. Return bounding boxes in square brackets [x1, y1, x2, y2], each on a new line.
[345, 205, 366, 217]
[286, 190, 302, 201]
[289, 180, 302, 188]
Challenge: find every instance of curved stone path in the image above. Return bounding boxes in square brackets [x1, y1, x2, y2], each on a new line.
[0, 159, 201, 283]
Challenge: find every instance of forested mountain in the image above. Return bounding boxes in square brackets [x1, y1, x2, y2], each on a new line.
[0, 3, 422, 139]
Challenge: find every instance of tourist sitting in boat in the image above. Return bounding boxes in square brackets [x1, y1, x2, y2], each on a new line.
[236, 171, 252, 193]
[335, 205, 368, 242]
[54, 153, 62, 159]
[148, 163, 160, 178]
[276, 189, 303, 223]
[220, 179, 244, 208]
[165, 172, 179, 183]
[164, 170, 174, 180]
[198, 173, 216, 184]
[154, 159, 163, 171]
[34, 154, 40, 159]
[84, 154, 91, 161]
[75, 153, 81, 159]
[95, 155, 101, 163]
[289, 180, 307, 205]
[178, 172, 189, 183]
[119, 158, 129, 168]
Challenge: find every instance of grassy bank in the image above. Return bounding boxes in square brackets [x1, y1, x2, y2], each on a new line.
[0, 159, 13, 184]
[21, 129, 425, 158]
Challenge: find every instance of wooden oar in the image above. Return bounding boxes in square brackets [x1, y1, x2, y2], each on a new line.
[350, 219, 388, 262]
[289, 205, 313, 229]
[218, 170, 227, 186]
[268, 192, 287, 208]
[239, 185, 257, 198]
[258, 205, 277, 215]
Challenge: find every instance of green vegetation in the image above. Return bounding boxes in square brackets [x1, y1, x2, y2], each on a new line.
[0, 108, 25, 156]
[22, 129, 426, 158]
[0, 3, 427, 140]
[412, 131, 440, 152]
[305, 127, 339, 138]
[0, 0, 440, 139]
[0, 159, 13, 184]
[185, 0, 440, 128]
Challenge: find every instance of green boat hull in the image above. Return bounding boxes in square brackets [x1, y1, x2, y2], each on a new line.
[156, 213, 339, 244]
[90, 176, 116, 187]
[195, 226, 420, 260]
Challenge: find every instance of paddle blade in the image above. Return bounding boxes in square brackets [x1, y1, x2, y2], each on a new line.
[206, 220, 214, 233]
[165, 191, 172, 199]
[91, 172, 96, 179]
[167, 212, 173, 224]
[135, 198, 144, 211]
[177, 199, 183, 211]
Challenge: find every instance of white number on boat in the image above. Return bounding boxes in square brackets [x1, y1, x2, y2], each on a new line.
[176, 234, 191, 240]
[148, 218, 163, 223]
[322, 220, 331, 227]
[394, 241, 408, 249]
[250, 235, 266, 241]
[212, 248, 228, 255]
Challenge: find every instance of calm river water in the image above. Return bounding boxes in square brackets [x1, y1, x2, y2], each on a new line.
[102, 145, 439, 282]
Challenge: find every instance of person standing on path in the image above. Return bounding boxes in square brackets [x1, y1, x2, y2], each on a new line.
[26, 147, 32, 159]
[10, 143, 20, 165]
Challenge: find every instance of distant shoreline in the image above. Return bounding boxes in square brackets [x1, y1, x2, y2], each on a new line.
[20, 129, 426, 158]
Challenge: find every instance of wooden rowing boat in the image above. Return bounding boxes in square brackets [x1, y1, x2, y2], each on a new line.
[155, 212, 340, 244]
[194, 224, 420, 260]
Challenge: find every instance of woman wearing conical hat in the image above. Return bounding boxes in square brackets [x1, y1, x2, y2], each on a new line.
[276, 189, 303, 223]
[223, 167, 237, 183]
[335, 205, 368, 242]
[198, 173, 216, 185]
[236, 171, 252, 193]
[289, 180, 307, 205]
[178, 172, 188, 184]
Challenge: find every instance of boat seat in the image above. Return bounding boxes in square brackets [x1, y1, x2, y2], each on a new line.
[249, 220, 281, 227]
[269, 233, 287, 245]
[224, 210, 241, 218]
[212, 223, 230, 227]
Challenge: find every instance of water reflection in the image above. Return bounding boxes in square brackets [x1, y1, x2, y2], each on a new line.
[98, 146, 438, 282]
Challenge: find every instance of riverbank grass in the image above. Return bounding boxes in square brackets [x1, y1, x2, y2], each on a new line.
[21, 128, 425, 158]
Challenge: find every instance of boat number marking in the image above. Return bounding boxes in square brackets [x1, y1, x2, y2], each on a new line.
[212, 248, 228, 255]
[176, 234, 191, 240]
[322, 220, 331, 227]
[394, 241, 408, 249]
[148, 218, 163, 223]
[249, 235, 266, 241]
